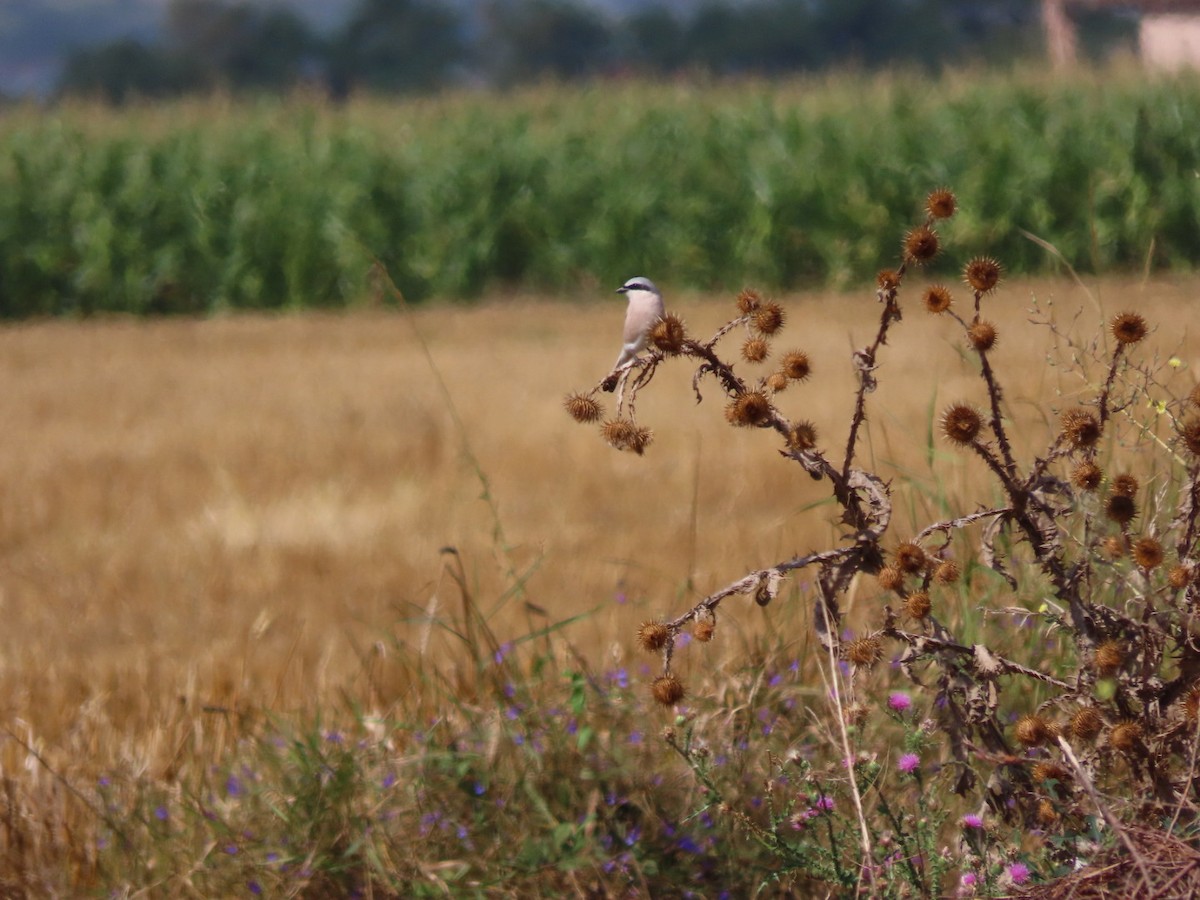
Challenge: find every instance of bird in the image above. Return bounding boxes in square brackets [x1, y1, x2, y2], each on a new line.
[603, 276, 665, 392]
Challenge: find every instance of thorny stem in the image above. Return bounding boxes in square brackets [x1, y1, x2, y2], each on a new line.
[1097, 342, 1127, 426]
[841, 290, 904, 483]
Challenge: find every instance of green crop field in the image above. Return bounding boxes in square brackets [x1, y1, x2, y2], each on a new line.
[2, 68, 1200, 317]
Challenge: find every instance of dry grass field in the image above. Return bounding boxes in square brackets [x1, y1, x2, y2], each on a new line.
[2, 273, 1196, 789]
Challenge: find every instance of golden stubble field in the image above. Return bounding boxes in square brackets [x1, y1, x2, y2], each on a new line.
[1, 275, 1197, 777]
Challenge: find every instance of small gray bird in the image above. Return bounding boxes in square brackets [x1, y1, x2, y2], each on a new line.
[603, 276, 665, 391]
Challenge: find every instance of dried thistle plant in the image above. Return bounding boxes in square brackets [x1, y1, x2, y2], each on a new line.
[565, 186, 1200, 843]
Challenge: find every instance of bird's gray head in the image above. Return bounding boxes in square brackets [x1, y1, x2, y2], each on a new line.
[616, 276, 659, 296]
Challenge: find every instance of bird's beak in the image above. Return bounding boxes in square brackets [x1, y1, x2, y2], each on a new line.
[615, 287, 627, 294]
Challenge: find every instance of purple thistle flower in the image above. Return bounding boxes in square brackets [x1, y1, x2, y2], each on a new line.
[1008, 862, 1030, 885]
[962, 813, 984, 829]
[815, 795, 835, 812]
[887, 692, 912, 712]
[897, 753, 920, 774]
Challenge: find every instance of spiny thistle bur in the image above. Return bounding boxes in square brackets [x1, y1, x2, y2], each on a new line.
[1061, 409, 1101, 450]
[1015, 714, 1054, 747]
[933, 560, 961, 585]
[726, 390, 772, 427]
[650, 313, 687, 354]
[1071, 460, 1103, 491]
[741, 337, 770, 363]
[1110, 311, 1148, 345]
[877, 566, 904, 593]
[651, 674, 686, 706]
[1070, 707, 1104, 741]
[638, 621, 672, 653]
[894, 542, 926, 574]
[922, 284, 953, 314]
[941, 403, 983, 445]
[902, 224, 940, 264]
[904, 591, 932, 620]
[564, 392, 604, 424]
[752, 302, 786, 336]
[1132, 536, 1164, 570]
[925, 187, 957, 219]
[843, 637, 883, 667]
[964, 256, 1002, 294]
[968, 320, 998, 352]
[780, 350, 811, 382]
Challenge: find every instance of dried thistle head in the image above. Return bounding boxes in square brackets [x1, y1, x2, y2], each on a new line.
[1060, 409, 1101, 450]
[1184, 686, 1200, 721]
[1070, 460, 1102, 491]
[1015, 714, 1053, 747]
[1180, 419, 1200, 456]
[1110, 311, 1148, 346]
[1035, 798, 1060, 827]
[1109, 721, 1144, 754]
[1169, 563, 1193, 590]
[877, 566, 904, 593]
[637, 621, 671, 652]
[904, 591, 931, 620]
[933, 560, 961, 585]
[725, 390, 772, 427]
[922, 284, 953, 314]
[766, 372, 789, 392]
[941, 403, 983, 446]
[1132, 536, 1164, 571]
[964, 257, 1003, 294]
[1111, 473, 1139, 498]
[925, 188, 957, 219]
[693, 617, 716, 643]
[1105, 494, 1137, 527]
[787, 421, 818, 451]
[651, 674, 686, 706]
[741, 337, 770, 363]
[843, 637, 883, 667]
[968, 320, 997, 352]
[876, 269, 901, 292]
[564, 392, 604, 424]
[1190, 384, 1200, 407]
[1070, 707, 1103, 741]
[895, 542, 926, 574]
[780, 350, 812, 382]
[902, 225, 940, 265]
[1031, 762, 1070, 787]
[1094, 640, 1124, 676]
[736, 288, 762, 314]
[753, 302, 786, 336]
[650, 313, 687, 354]
[844, 703, 869, 727]
[601, 418, 638, 450]
[1104, 535, 1128, 558]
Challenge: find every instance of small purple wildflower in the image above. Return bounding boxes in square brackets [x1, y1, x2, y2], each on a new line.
[382, 772, 397, 789]
[888, 692, 912, 712]
[225, 774, 243, 797]
[249, 882, 262, 895]
[815, 795, 835, 812]
[960, 872, 977, 886]
[154, 806, 168, 821]
[897, 753, 920, 774]
[1008, 862, 1030, 885]
[962, 813, 984, 829]
[224, 844, 238, 855]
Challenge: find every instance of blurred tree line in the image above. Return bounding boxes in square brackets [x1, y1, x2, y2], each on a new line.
[57, 0, 1065, 102]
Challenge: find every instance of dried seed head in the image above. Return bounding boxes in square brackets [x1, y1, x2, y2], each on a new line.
[736, 288, 762, 314]
[693, 618, 715, 643]
[766, 372, 789, 392]
[941, 403, 983, 446]
[843, 637, 883, 667]
[780, 350, 812, 382]
[1111, 473, 1139, 498]
[964, 257, 1003, 294]
[922, 284, 953, 314]
[1070, 707, 1104, 741]
[1169, 563, 1193, 590]
[1109, 721, 1144, 754]
[601, 418, 638, 450]
[650, 313, 687, 354]
[904, 591, 932, 620]
[877, 566, 904, 593]
[741, 337, 770, 363]
[1133, 536, 1164, 570]
[1035, 798, 1060, 827]
[626, 425, 653, 455]
[753, 302, 786, 336]
[1105, 494, 1137, 527]
[895, 542, 926, 574]
[926, 188, 957, 219]
[1110, 311, 1148, 345]
[1180, 419, 1200, 456]
[787, 421, 818, 451]
[903, 225, 940, 264]
[1070, 461, 1103, 491]
[1061, 409, 1101, 449]
[1104, 535, 1127, 558]
[1094, 640, 1124, 676]
[651, 674, 686, 706]
[726, 390, 772, 427]
[1015, 714, 1052, 747]
[1190, 384, 1200, 407]
[933, 560, 961, 585]
[968, 320, 998, 352]
[1031, 762, 1070, 787]
[637, 621, 671, 652]
[1184, 686, 1200, 721]
[564, 392, 604, 424]
[876, 269, 901, 291]
[844, 703, 869, 727]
